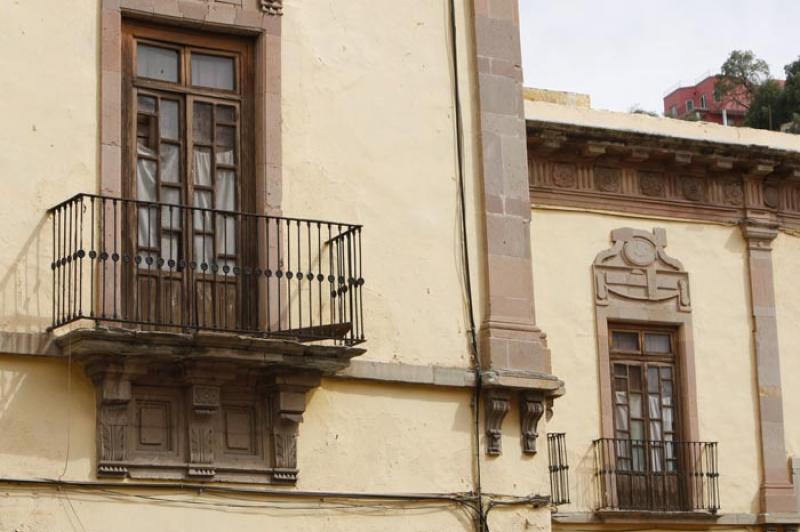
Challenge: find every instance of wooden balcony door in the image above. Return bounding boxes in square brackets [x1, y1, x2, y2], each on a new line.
[609, 326, 685, 511]
[122, 21, 255, 331]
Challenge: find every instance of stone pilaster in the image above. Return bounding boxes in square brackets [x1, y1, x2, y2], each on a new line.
[472, 0, 550, 376]
[742, 222, 797, 516]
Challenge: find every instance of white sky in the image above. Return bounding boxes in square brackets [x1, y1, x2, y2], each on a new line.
[519, 1, 800, 114]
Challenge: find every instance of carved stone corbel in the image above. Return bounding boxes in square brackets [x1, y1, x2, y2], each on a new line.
[260, 0, 283, 15]
[85, 361, 135, 477]
[187, 384, 220, 478]
[520, 395, 545, 454]
[264, 372, 321, 482]
[485, 390, 510, 456]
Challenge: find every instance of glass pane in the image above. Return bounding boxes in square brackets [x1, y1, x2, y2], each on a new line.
[647, 367, 660, 392]
[193, 191, 213, 230]
[650, 446, 664, 472]
[650, 421, 663, 441]
[160, 100, 180, 139]
[216, 125, 236, 165]
[216, 105, 236, 123]
[615, 406, 629, 431]
[161, 234, 180, 268]
[193, 147, 212, 186]
[649, 394, 661, 419]
[191, 53, 235, 90]
[160, 144, 181, 184]
[216, 214, 236, 255]
[137, 115, 157, 157]
[137, 159, 157, 201]
[614, 364, 626, 377]
[663, 407, 673, 432]
[137, 43, 179, 83]
[215, 169, 236, 210]
[632, 445, 646, 472]
[612, 331, 639, 352]
[138, 95, 157, 114]
[193, 102, 213, 144]
[631, 420, 644, 440]
[629, 366, 642, 391]
[137, 206, 157, 248]
[614, 390, 627, 405]
[160, 189, 181, 230]
[630, 393, 642, 418]
[644, 333, 671, 354]
[194, 235, 214, 266]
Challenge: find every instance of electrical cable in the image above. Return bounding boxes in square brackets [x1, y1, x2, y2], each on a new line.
[445, 0, 487, 531]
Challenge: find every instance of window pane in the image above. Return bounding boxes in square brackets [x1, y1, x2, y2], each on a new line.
[631, 420, 644, 441]
[630, 393, 642, 418]
[193, 190, 213, 230]
[193, 147, 212, 187]
[612, 331, 639, 352]
[161, 234, 180, 268]
[216, 214, 236, 257]
[138, 95, 157, 114]
[137, 159, 157, 201]
[216, 105, 236, 123]
[160, 144, 180, 184]
[191, 53, 235, 90]
[160, 100, 180, 140]
[137, 206, 157, 248]
[193, 102, 213, 144]
[194, 235, 214, 266]
[615, 407, 629, 431]
[647, 367, 660, 392]
[216, 125, 236, 165]
[644, 333, 671, 354]
[216, 169, 236, 211]
[137, 44, 179, 83]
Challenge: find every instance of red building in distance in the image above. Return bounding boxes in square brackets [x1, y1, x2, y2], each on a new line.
[663, 75, 748, 125]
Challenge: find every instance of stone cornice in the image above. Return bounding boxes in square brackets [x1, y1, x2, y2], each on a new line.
[527, 121, 800, 230]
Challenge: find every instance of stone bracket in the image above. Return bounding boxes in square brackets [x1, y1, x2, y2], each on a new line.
[520, 395, 545, 454]
[485, 390, 510, 456]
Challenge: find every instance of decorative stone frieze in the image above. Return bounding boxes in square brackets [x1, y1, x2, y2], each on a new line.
[57, 328, 363, 484]
[528, 122, 800, 231]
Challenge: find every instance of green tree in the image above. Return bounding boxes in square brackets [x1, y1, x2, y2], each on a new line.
[744, 79, 785, 130]
[715, 50, 771, 108]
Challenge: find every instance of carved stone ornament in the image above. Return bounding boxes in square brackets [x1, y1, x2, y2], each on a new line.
[593, 227, 691, 312]
[485, 391, 510, 456]
[638, 171, 666, 197]
[594, 166, 622, 193]
[520, 395, 545, 454]
[260, 0, 283, 15]
[552, 163, 578, 188]
[680, 175, 705, 202]
[58, 328, 364, 484]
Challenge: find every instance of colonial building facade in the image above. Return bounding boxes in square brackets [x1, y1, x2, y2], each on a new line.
[0, 1, 798, 532]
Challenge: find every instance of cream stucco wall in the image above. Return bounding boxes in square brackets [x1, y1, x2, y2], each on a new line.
[772, 232, 800, 463]
[281, 0, 482, 368]
[0, 0, 521, 530]
[531, 208, 762, 515]
[0, 0, 98, 336]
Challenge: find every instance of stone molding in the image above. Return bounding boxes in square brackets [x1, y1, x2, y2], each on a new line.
[528, 122, 800, 231]
[58, 328, 361, 483]
[471, 0, 558, 457]
[741, 222, 798, 516]
[592, 228, 700, 443]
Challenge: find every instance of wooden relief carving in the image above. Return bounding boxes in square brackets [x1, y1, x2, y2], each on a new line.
[520, 396, 545, 454]
[485, 391, 510, 455]
[594, 227, 691, 312]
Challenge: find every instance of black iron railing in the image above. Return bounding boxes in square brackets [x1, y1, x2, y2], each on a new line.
[50, 193, 365, 346]
[593, 438, 719, 513]
[547, 433, 570, 506]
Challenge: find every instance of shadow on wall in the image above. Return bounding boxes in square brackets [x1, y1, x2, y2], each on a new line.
[0, 214, 55, 354]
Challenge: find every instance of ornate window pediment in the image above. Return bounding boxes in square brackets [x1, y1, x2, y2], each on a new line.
[593, 227, 691, 312]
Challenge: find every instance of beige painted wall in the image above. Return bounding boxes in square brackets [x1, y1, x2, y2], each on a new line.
[0, 0, 98, 336]
[281, 0, 483, 368]
[772, 232, 800, 462]
[531, 208, 762, 515]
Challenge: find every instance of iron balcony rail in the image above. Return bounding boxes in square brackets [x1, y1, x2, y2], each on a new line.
[50, 193, 365, 346]
[547, 433, 570, 506]
[593, 438, 719, 513]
